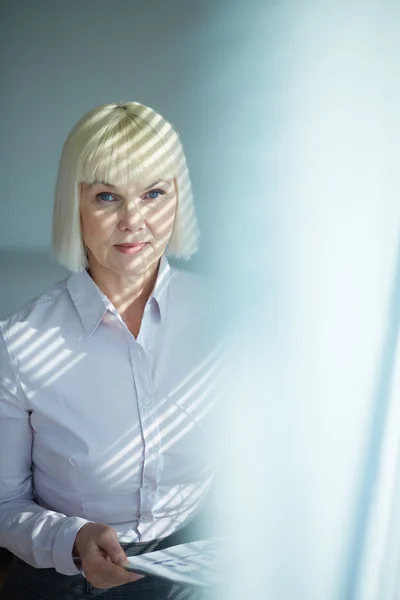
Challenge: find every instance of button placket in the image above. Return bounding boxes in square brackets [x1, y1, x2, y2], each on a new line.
[128, 339, 163, 523]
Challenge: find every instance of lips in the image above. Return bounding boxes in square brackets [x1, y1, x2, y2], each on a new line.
[117, 243, 146, 247]
[114, 242, 148, 255]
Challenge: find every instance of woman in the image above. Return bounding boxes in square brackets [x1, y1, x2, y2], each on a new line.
[0, 102, 219, 599]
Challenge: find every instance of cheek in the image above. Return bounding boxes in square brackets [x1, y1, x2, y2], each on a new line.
[81, 208, 117, 241]
[147, 199, 177, 234]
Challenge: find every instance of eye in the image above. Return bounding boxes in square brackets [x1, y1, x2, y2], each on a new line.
[96, 192, 117, 203]
[142, 189, 166, 201]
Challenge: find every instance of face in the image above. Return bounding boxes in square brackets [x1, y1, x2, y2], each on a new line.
[80, 177, 177, 279]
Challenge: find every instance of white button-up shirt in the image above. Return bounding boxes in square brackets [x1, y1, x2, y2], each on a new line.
[0, 257, 220, 575]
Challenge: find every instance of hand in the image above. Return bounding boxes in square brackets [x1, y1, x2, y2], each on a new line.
[73, 522, 144, 589]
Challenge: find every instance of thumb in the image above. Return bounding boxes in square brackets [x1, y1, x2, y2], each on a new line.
[101, 534, 128, 566]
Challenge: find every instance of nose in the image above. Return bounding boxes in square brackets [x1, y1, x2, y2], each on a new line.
[117, 199, 145, 232]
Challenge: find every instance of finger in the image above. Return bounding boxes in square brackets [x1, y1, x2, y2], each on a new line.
[97, 530, 128, 567]
[86, 556, 144, 587]
[121, 561, 146, 578]
[100, 562, 144, 583]
[115, 564, 145, 583]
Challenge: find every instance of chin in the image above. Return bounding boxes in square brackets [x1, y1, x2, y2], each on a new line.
[114, 263, 149, 277]
[114, 255, 157, 277]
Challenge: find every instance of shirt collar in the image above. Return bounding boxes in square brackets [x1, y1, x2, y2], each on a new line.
[67, 255, 172, 336]
[67, 270, 109, 336]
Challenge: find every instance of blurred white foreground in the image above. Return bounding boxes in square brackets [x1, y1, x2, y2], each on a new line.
[214, 2, 400, 599]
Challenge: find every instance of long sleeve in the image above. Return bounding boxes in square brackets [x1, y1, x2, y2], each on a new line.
[0, 328, 89, 575]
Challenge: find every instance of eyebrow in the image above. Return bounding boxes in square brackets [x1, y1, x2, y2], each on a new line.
[144, 179, 170, 190]
[88, 179, 170, 190]
[88, 181, 116, 190]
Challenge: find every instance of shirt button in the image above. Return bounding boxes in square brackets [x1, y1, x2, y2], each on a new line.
[143, 396, 151, 405]
[151, 448, 158, 456]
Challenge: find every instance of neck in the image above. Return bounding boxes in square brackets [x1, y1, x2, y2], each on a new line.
[88, 260, 160, 322]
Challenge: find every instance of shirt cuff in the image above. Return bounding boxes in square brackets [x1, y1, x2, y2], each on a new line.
[52, 517, 91, 575]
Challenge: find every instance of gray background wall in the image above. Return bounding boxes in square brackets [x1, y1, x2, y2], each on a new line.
[0, 0, 279, 318]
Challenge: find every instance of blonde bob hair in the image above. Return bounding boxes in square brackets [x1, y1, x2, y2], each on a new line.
[52, 102, 199, 272]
